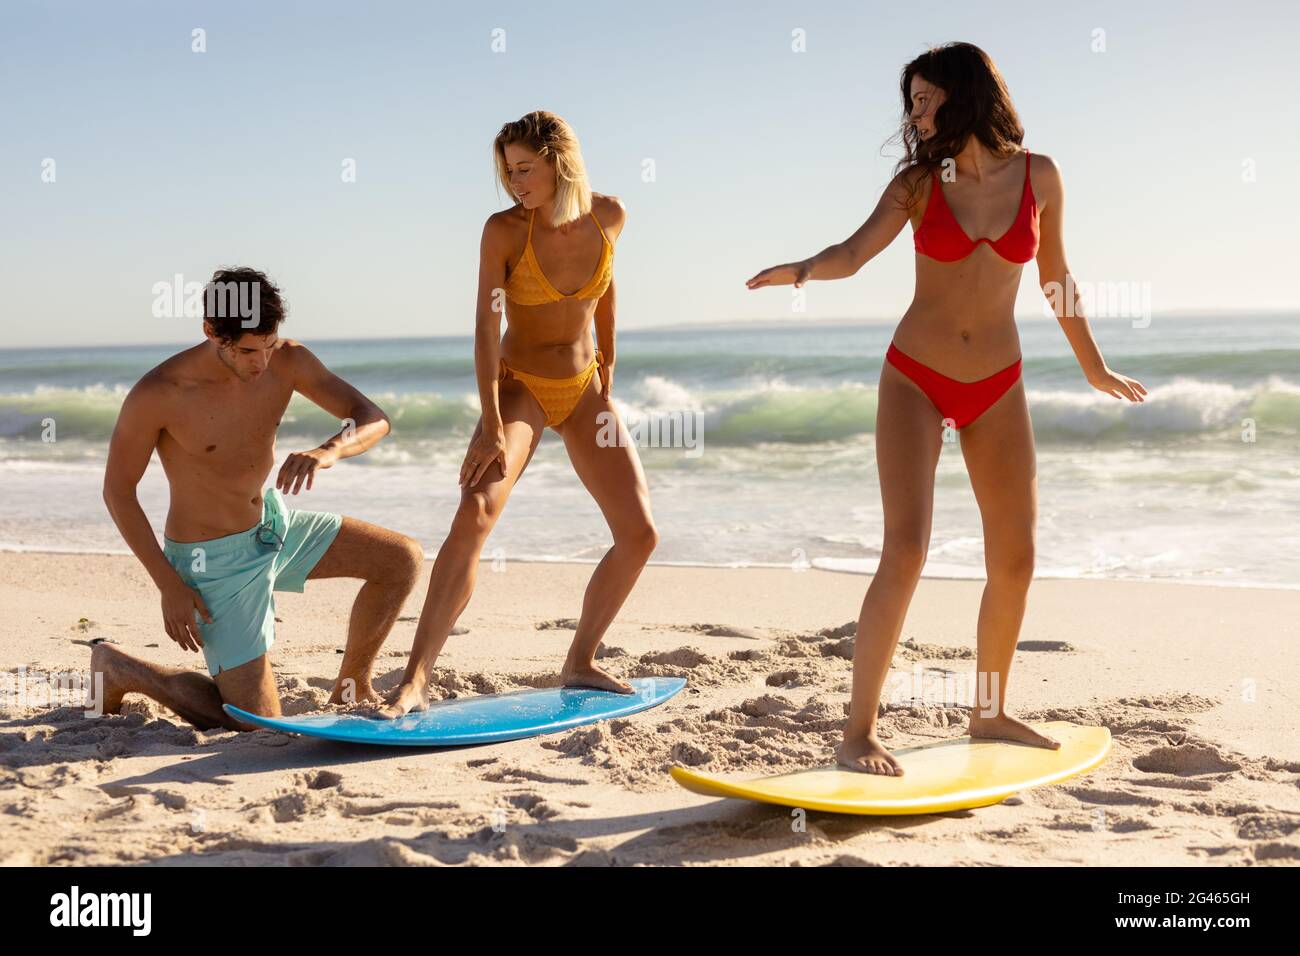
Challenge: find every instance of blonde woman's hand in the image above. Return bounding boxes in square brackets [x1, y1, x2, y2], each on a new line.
[746, 259, 813, 289]
[599, 357, 614, 400]
[460, 425, 508, 488]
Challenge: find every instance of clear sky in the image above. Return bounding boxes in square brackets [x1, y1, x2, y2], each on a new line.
[2, 0, 1296, 348]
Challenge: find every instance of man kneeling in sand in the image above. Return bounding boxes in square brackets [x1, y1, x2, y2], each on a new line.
[95, 267, 423, 730]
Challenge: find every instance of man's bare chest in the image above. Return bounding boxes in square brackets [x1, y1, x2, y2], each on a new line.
[159, 382, 294, 464]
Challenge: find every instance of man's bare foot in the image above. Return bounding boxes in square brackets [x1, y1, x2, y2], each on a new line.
[328, 678, 380, 707]
[836, 734, 905, 775]
[88, 641, 127, 715]
[560, 663, 634, 694]
[967, 712, 1060, 749]
[372, 681, 429, 720]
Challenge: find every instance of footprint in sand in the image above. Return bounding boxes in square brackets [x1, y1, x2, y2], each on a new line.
[685, 624, 765, 640]
[1016, 640, 1076, 652]
[300, 769, 343, 790]
[640, 647, 711, 668]
[338, 799, 458, 819]
[535, 618, 578, 630]
[1231, 812, 1300, 842]
[775, 635, 854, 661]
[895, 639, 976, 661]
[1127, 774, 1215, 792]
[818, 622, 857, 640]
[765, 669, 808, 688]
[1254, 843, 1300, 862]
[1132, 742, 1242, 776]
[250, 791, 310, 824]
[480, 765, 586, 787]
[501, 791, 560, 821]
[1062, 786, 1162, 808]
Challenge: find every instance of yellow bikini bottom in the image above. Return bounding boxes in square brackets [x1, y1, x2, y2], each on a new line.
[499, 349, 605, 428]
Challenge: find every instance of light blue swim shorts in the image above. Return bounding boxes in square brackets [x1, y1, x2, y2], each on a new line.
[162, 488, 342, 677]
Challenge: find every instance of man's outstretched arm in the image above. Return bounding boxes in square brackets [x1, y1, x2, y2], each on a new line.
[277, 341, 392, 494]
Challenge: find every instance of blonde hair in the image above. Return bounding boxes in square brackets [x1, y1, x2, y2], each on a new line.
[492, 110, 592, 227]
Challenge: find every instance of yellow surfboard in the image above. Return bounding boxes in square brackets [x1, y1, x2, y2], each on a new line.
[670, 721, 1111, 815]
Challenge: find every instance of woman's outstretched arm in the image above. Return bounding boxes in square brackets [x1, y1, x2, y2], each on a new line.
[746, 169, 918, 288]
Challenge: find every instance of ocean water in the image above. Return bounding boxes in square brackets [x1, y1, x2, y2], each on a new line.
[2, 313, 1298, 587]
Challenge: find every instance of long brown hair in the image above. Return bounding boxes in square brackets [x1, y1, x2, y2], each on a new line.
[889, 43, 1026, 210]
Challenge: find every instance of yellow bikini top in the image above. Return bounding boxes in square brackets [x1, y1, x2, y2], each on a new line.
[503, 207, 613, 306]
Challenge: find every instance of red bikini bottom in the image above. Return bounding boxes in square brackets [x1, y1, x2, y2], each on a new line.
[885, 342, 1022, 429]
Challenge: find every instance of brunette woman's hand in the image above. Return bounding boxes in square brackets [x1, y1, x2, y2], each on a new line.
[1086, 366, 1147, 403]
[746, 259, 814, 289]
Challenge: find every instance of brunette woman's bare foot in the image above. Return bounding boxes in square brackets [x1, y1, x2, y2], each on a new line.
[560, 663, 634, 694]
[836, 734, 905, 775]
[967, 712, 1060, 749]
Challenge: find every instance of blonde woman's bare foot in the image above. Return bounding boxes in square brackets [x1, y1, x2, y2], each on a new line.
[560, 664, 634, 694]
[836, 734, 905, 775]
[373, 681, 429, 719]
[967, 712, 1060, 749]
[328, 679, 380, 708]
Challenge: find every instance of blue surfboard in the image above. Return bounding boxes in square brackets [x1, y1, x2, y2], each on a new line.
[221, 676, 686, 746]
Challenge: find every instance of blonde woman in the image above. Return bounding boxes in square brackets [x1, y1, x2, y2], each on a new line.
[380, 111, 656, 718]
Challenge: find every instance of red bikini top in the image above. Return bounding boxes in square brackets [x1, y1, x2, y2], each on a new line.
[913, 149, 1039, 263]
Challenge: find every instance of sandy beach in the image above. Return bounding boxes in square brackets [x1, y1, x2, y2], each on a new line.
[1, 551, 1296, 867]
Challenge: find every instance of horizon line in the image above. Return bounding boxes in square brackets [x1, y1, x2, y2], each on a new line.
[2, 307, 1296, 352]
